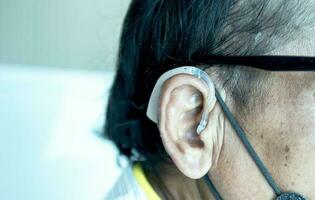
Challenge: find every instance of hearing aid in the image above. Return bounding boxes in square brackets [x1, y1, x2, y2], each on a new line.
[146, 66, 216, 134]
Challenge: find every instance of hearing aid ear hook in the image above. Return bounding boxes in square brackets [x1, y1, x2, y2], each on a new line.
[146, 66, 216, 134]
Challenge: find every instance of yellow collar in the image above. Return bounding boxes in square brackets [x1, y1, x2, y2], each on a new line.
[132, 163, 161, 200]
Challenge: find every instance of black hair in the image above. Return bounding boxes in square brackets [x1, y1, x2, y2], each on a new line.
[104, 0, 312, 164]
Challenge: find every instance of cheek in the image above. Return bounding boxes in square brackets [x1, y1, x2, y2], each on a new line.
[260, 94, 315, 195]
[266, 75, 315, 142]
[237, 74, 315, 196]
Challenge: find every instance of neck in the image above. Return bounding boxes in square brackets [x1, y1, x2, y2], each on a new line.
[142, 162, 214, 200]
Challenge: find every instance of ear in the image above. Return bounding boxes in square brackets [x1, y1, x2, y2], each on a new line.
[158, 73, 224, 179]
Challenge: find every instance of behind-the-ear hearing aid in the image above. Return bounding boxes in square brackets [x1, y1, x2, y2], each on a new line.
[146, 66, 216, 134]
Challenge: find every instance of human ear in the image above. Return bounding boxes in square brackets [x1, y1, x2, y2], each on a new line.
[158, 73, 224, 179]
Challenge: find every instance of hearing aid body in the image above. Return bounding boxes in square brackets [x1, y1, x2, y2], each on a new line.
[146, 66, 215, 134]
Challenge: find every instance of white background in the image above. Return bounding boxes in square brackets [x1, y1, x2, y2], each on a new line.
[0, 65, 122, 200]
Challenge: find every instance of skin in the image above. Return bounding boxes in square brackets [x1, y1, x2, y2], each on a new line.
[144, 28, 315, 199]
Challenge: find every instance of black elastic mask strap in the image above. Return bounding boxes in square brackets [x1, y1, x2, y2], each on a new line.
[214, 89, 282, 195]
[203, 89, 306, 200]
[203, 174, 223, 200]
[202, 89, 282, 200]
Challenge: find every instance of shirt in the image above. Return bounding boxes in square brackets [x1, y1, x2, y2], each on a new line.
[105, 163, 161, 200]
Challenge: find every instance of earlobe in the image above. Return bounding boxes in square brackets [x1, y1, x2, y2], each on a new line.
[158, 73, 224, 179]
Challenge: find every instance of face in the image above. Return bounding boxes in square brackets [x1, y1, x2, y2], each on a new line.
[209, 33, 315, 199]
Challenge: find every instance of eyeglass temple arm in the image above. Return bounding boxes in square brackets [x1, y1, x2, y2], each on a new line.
[197, 55, 315, 71]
